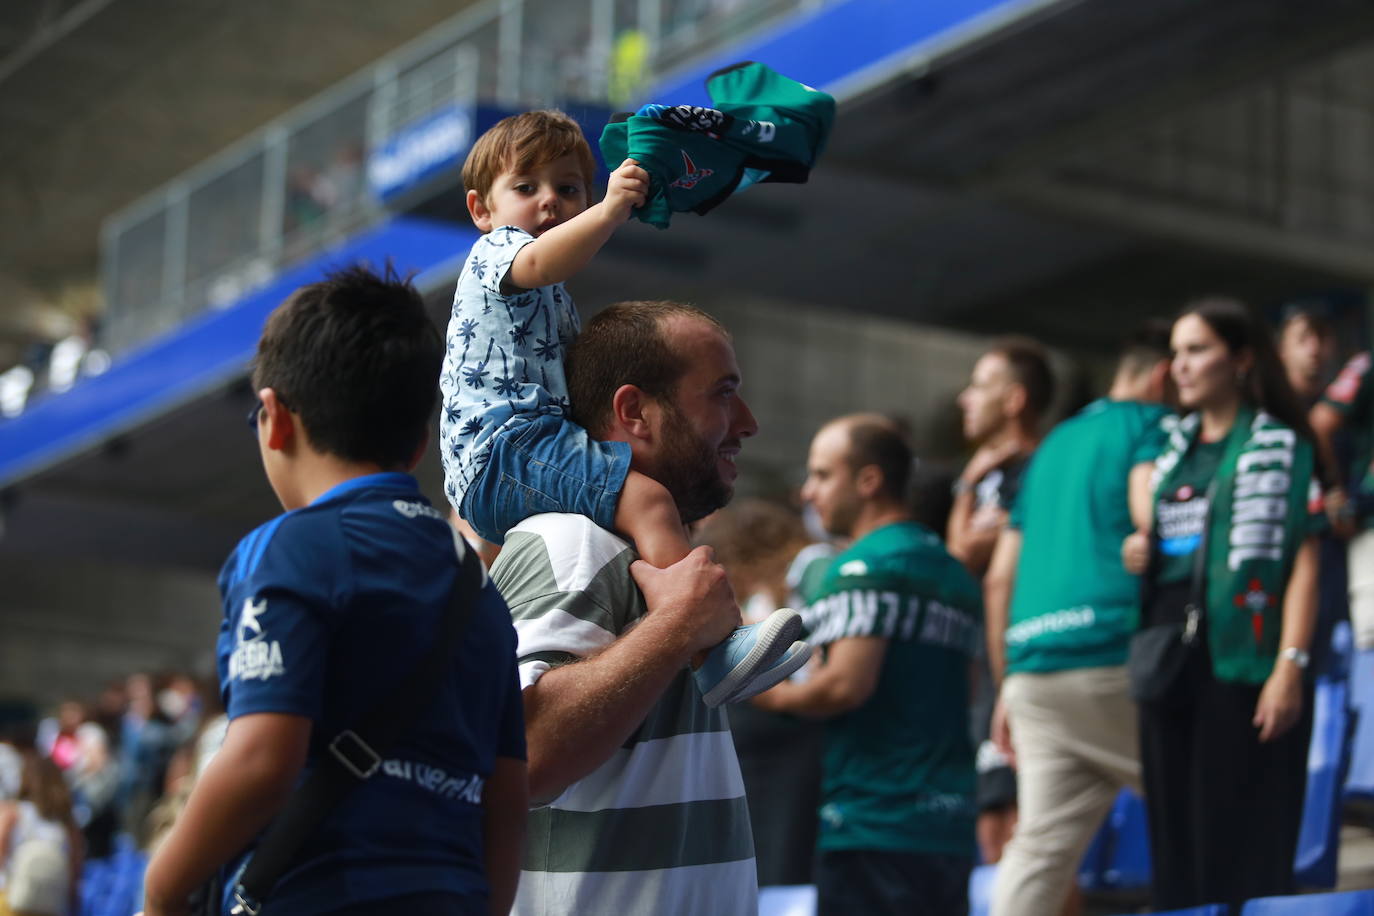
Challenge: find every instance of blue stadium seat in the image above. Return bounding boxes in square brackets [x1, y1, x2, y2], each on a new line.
[1328, 620, 1354, 681]
[1076, 787, 1151, 890]
[80, 859, 114, 910]
[758, 884, 816, 916]
[1105, 906, 1227, 916]
[77, 847, 146, 916]
[968, 863, 997, 916]
[1344, 647, 1374, 799]
[1101, 788, 1152, 889]
[1077, 809, 1112, 890]
[1242, 888, 1374, 914]
[1296, 674, 1355, 888]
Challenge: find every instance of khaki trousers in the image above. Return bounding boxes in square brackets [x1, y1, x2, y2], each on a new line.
[989, 666, 1141, 916]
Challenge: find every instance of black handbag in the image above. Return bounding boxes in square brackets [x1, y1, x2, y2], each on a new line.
[1127, 607, 1200, 703]
[1127, 481, 1213, 704]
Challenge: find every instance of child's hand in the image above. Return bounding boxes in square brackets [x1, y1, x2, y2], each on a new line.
[603, 158, 649, 223]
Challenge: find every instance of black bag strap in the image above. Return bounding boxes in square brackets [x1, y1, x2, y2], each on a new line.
[1179, 476, 1219, 645]
[229, 538, 488, 916]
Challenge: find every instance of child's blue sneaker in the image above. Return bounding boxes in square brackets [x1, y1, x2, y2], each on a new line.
[717, 640, 813, 705]
[695, 608, 803, 707]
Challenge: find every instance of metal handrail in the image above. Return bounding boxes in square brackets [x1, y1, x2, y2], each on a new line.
[99, 0, 816, 355]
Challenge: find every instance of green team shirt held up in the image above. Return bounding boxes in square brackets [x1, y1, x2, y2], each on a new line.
[802, 520, 981, 857]
[1005, 399, 1169, 674]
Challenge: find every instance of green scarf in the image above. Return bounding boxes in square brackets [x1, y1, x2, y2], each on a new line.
[1153, 405, 1317, 683]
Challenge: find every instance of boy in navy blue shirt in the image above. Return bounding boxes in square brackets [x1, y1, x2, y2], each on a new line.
[142, 267, 527, 916]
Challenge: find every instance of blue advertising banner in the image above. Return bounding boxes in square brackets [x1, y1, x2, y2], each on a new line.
[368, 105, 475, 202]
[366, 103, 615, 202]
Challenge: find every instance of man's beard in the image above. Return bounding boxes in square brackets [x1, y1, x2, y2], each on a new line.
[655, 402, 734, 524]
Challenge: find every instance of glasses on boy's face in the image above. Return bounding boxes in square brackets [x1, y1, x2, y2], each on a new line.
[248, 395, 289, 433]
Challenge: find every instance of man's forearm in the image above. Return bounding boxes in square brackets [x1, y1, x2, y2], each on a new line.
[757, 675, 855, 719]
[983, 530, 1021, 685]
[946, 491, 977, 562]
[523, 611, 694, 802]
[1310, 403, 1345, 488]
[983, 582, 1010, 686]
[755, 637, 886, 719]
[952, 522, 1000, 577]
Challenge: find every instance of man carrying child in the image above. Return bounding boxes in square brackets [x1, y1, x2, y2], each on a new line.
[492, 299, 762, 915]
[439, 110, 808, 708]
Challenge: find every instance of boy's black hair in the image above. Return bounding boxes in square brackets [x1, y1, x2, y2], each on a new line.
[252, 265, 441, 469]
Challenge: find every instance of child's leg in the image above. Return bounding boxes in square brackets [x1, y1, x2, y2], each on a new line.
[462, 415, 631, 544]
[474, 416, 807, 701]
[615, 470, 692, 568]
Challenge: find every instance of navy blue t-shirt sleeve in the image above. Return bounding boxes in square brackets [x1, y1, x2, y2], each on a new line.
[219, 515, 347, 723]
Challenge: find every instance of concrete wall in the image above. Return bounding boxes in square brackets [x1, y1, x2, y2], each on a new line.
[709, 295, 1075, 493]
[0, 555, 221, 713]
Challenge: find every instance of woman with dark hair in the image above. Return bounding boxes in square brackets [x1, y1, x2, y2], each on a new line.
[0, 751, 83, 916]
[1122, 297, 1323, 909]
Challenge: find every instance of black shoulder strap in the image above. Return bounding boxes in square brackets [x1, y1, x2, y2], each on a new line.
[229, 538, 488, 915]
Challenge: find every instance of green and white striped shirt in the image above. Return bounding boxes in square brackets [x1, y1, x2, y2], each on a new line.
[492, 513, 758, 916]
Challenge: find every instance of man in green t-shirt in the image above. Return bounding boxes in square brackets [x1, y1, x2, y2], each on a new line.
[755, 414, 981, 915]
[983, 325, 1172, 916]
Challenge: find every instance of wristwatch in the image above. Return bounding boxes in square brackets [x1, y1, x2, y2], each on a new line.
[1280, 646, 1311, 670]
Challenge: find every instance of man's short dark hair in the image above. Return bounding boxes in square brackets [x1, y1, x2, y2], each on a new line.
[1278, 300, 1334, 342]
[989, 336, 1055, 420]
[841, 413, 913, 504]
[252, 265, 442, 469]
[567, 301, 726, 435]
[1118, 318, 1173, 377]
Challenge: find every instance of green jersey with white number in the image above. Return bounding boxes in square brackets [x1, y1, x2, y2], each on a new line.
[802, 520, 981, 856]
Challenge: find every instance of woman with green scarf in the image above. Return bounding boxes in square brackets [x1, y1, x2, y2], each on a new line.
[1122, 297, 1324, 910]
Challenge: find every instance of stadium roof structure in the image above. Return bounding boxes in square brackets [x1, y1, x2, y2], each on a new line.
[0, 0, 476, 356]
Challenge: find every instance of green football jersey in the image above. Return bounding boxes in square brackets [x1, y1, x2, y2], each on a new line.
[803, 521, 981, 856]
[1005, 399, 1169, 674]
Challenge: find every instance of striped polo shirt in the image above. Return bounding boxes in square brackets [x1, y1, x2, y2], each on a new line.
[491, 513, 757, 916]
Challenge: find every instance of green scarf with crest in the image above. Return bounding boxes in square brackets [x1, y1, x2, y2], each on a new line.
[1152, 405, 1317, 684]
